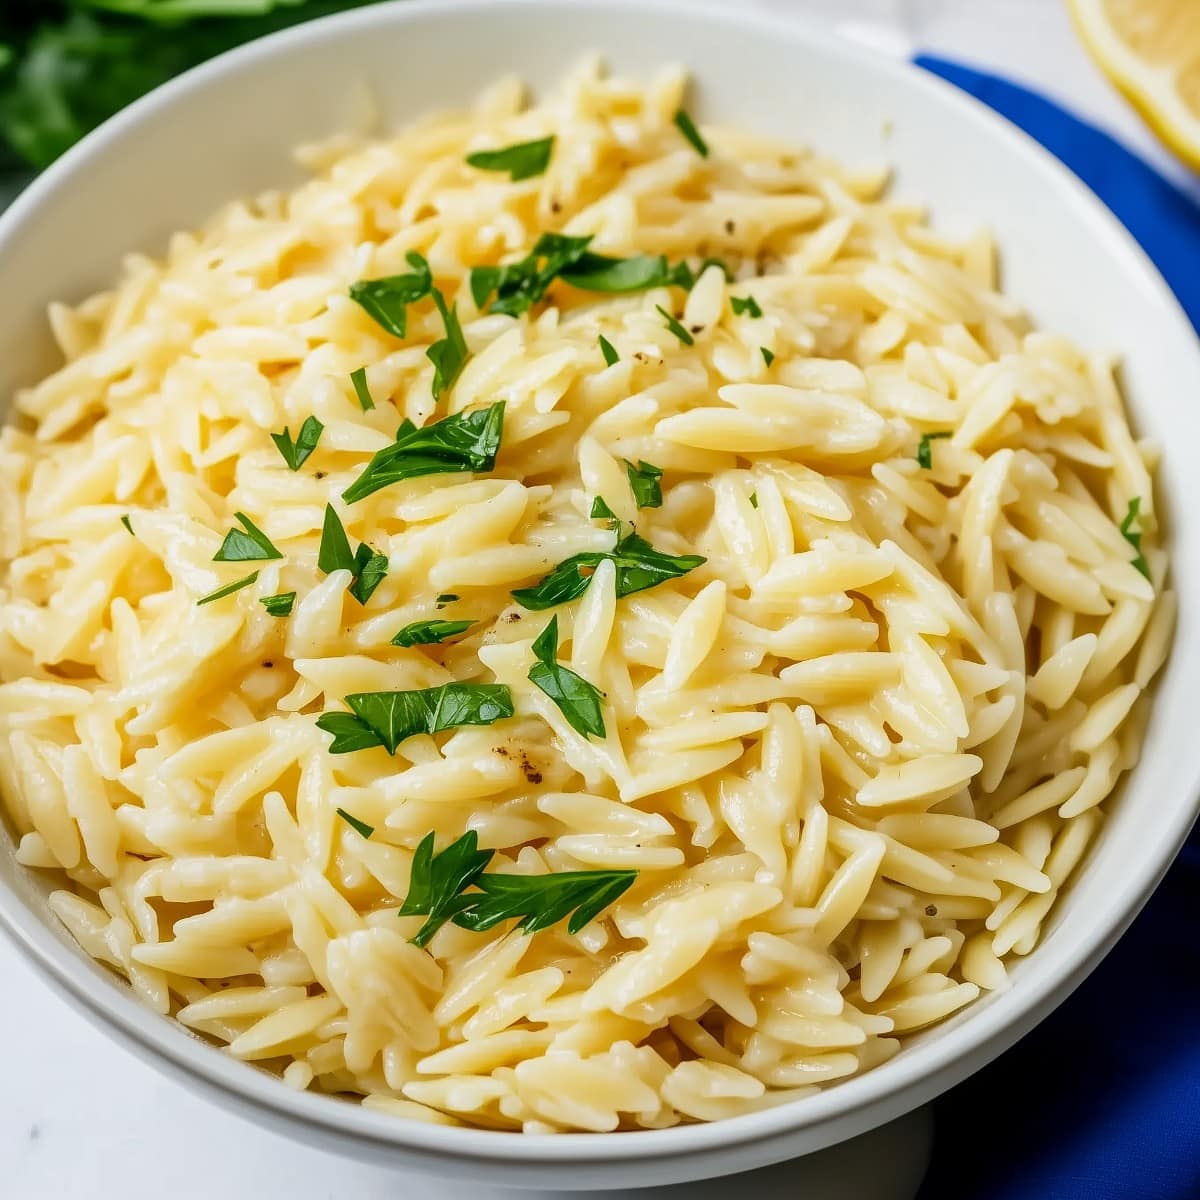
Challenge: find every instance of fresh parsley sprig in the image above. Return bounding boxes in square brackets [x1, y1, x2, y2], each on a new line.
[512, 531, 705, 610]
[271, 416, 324, 471]
[466, 135, 554, 182]
[470, 233, 594, 317]
[427, 290, 470, 398]
[260, 591, 296, 617]
[528, 615, 606, 739]
[598, 335, 620, 366]
[397, 830, 636, 947]
[317, 683, 515, 755]
[341, 402, 505, 503]
[197, 571, 258, 606]
[349, 252, 433, 339]
[391, 619, 475, 648]
[336, 808, 374, 839]
[1120, 497, 1152, 581]
[624, 459, 663, 509]
[350, 368, 376, 412]
[214, 512, 283, 562]
[916, 430, 952, 470]
[317, 504, 388, 604]
[731, 295, 762, 318]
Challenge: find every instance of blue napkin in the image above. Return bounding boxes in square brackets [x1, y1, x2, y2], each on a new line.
[912, 56, 1200, 1200]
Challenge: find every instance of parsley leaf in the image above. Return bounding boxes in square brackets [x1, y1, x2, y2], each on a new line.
[391, 619, 475, 648]
[560, 252, 670, 293]
[316, 683, 515, 755]
[1120, 497, 1152, 581]
[348, 251, 433, 338]
[528, 615, 606, 739]
[398, 831, 635, 944]
[731, 295, 762, 318]
[624, 459, 663, 509]
[427, 290, 470, 398]
[673, 108, 709, 157]
[916, 430, 952, 470]
[197, 571, 258, 606]
[336, 808, 374, 839]
[760, 346, 775, 366]
[512, 531, 705, 610]
[342, 402, 505, 503]
[260, 591, 296, 617]
[350, 368, 375, 412]
[436, 593, 459, 605]
[398, 830, 495, 947]
[213, 512, 283, 562]
[465, 135, 554, 182]
[598, 335, 620, 366]
[749, 492, 759, 509]
[120, 514, 134, 535]
[590, 496, 618, 522]
[470, 233, 593, 317]
[317, 505, 388, 604]
[271, 415, 324, 470]
[656, 305, 694, 346]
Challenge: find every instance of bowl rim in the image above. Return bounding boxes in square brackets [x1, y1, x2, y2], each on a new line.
[1, 0, 1198, 1170]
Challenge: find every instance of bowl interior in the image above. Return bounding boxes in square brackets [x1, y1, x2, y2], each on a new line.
[0, 0, 1198, 1187]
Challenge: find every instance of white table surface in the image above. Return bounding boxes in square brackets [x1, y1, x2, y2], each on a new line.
[2, 2, 1192, 1197]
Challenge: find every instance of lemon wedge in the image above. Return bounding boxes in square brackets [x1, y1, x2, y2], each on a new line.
[1069, 0, 1200, 170]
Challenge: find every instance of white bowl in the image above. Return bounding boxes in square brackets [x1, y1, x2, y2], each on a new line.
[1, 0, 1198, 1190]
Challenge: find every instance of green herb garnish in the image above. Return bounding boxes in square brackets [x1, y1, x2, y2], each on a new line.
[560, 252, 671, 293]
[470, 233, 593, 317]
[529, 615, 606, 739]
[120, 514, 134, 535]
[197, 571, 258, 606]
[916, 430, 952, 470]
[590, 496, 618, 522]
[436, 593, 459, 605]
[624, 459, 663, 509]
[427, 290, 470, 399]
[749, 492, 759, 509]
[391, 619, 475, 648]
[317, 504, 388, 604]
[673, 108, 709, 157]
[349, 251, 433, 338]
[316, 683, 515, 755]
[465, 135, 554, 182]
[761, 347, 775, 366]
[271, 415, 324, 470]
[598, 335, 620, 366]
[213, 512, 283, 562]
[731, 295, 762, 318]
[260, 591, 296, 617]
[398, 830, 636, 947]
[1120, 497, 1152, 581]
[656, 305, 694, 346]
[342, 402, 504, 503]
[350, 368, 375, 412]
[336, 808, 374, 839]
[512, 531, 705, 610]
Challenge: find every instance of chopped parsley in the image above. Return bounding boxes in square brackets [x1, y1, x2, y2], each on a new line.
[673, 108, 709, 157]
[350, 368, 375, 412]
[1120, 497, 1152, 581]
[317, 504, 388, 604]
[731, 295, 762, 318]
[436, 593, 460, 605]
[316, 683, 515, 755]
[590, 496, 618, 522]
[391, 619, 475, 648]
[529, 615, 606, 739]
[749, 492, 759, 509]
[512, 531, 705, 610]
[197, 571, 258, 606]
[259, 591, 296, 617]
[120, 514, 134, 535]
[916, 430, 952, 470]
[427, 290, 470, 398]
[760, 347, 775, 366]
[271, 415, 324, 470]
[470, 233, 593, 316]
[348, 252, 433, 339]
[336, 808, 374, 839]
[398, 830, 635, 947]
[213, 512, 283, 562]
[342, 402, 504, 503]
[598, 335, 620, 366]
[656, 305, 694, 346]
[465, 135, 554, 182]
[624, 459, 663, 509]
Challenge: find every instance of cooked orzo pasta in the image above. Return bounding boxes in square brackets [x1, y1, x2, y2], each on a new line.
[0, 62, 1171, 1133]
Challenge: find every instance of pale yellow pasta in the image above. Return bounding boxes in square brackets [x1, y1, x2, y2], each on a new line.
[0, 63, 1167, 1132]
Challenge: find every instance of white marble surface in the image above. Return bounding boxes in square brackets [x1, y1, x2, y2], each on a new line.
[1, 2, 1191, 1197]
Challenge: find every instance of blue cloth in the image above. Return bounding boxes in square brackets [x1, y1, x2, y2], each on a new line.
[913, 56, 1200, 1200]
